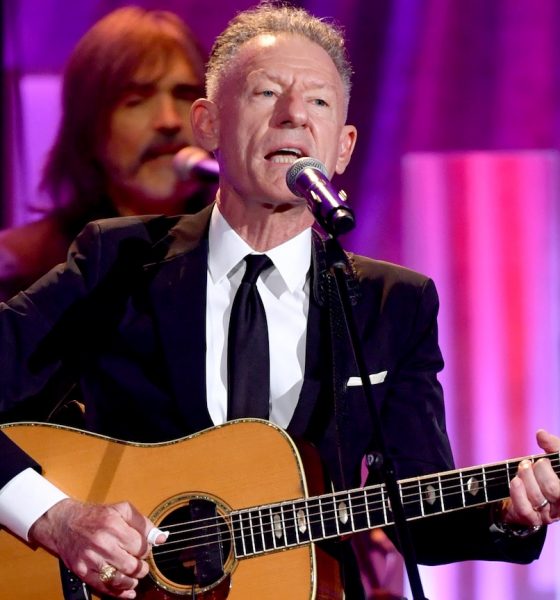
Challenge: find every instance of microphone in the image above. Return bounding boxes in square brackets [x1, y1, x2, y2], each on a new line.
[286, 157, 355, 236]
[173, 147, 219, 183]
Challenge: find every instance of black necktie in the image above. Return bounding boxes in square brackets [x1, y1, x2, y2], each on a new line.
[227, 254, 273, 420]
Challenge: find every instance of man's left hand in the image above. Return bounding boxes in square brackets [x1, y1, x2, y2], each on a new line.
[502, 429, 560, 528]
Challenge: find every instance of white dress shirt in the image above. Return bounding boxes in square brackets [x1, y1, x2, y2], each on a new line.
[206, 206, 311, 428]
[0, 205, 313, 539]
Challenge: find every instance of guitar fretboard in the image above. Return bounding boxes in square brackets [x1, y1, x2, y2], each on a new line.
[231, 451, 560, 558]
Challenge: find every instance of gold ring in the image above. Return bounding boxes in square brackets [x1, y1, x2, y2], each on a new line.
[533, 498, 549, 511]
[99, 564, 117, 583]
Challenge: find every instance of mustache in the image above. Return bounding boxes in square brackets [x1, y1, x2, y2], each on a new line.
[140, 141, 190, 163]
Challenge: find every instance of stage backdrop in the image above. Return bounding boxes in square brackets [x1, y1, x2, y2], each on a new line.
[402, 151, 560, 599]
[3, 1, 560, 598]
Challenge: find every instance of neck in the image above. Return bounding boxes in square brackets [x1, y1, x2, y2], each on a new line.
[216, 191, 314, 252]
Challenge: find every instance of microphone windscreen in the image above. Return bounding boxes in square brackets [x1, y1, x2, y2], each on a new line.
[286, 157, 329, 196]
[173, 147, 218, 181]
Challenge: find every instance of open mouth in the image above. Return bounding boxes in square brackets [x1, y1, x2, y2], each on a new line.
[265, 148, 305, 164]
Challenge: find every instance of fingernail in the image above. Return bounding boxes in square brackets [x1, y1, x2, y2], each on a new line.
[147, 526, 169, 545]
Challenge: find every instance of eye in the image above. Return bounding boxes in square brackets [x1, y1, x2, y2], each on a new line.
[122, 95, 146, 108]
[260, 90, 275, 97]
[119, 84, 153, 108]
[174, 84, 204, 102]
[313, 98, 329, 107]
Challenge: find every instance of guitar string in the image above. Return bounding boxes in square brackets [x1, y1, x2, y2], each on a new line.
[153, 457, 560, 556]
[150, 457, 560, 562]
[152, 454, 560, 537]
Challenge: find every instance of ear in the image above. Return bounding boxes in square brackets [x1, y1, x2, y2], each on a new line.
[190, 98, 219, 152]
[334, 125, 357, 175]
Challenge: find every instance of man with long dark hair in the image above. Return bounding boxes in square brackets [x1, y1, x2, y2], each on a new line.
[0, 6, 212, 301]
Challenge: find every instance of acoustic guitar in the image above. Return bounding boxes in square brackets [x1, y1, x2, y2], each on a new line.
[0, 420, 556, 599]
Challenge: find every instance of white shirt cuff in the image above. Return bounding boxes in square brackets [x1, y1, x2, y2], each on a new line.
[0, 468, 68, 541]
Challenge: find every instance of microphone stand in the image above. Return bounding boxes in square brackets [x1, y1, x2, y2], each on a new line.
[320, 228, 429, 600]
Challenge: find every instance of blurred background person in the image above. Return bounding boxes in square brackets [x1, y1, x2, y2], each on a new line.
[0, 5, 215, 426]
[0, 6, 214, 301]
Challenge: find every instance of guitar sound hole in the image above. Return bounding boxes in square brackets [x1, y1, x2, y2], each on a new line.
[151, 497, 233, 593]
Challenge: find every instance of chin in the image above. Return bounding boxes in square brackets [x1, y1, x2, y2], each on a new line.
[135, 175, 180, 200]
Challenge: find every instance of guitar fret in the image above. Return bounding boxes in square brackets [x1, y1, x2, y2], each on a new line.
[462, 467, 484, 507]
[268, 507, 275, 550]
[250, 509, 264, 554]
[318, 496, 326, 538]
[269, 506, 284, 550]
[260, 507, 273, 552]
[487, 461, 513, 503]
[292, 503, 299, 545]
[318, 495, 339, 539]
[364, 489, 372, 529]
[258, 508, 266, 552]
[332, 495, 340, 536]
[506, 461, 514, 487]
[306, 497, 323, 541]
[459, 470, 466, 508]
[242, 512, 251, 556]
[287, 502, 299, 546]
[438, 474, 445, 512]
[304, 498, 313, 541]
[348, 492, 355, 531]
[482, 466, 488, 503]
[364, 487, 385, 528]
[292, 499, 310, 543]
[350, 489, 368, 532]
[279, 504, 288, 546]
[418, 475, 442, 516]
[334, 492, 353, 535]
[280, 503, 298, 547]
[231, 512, 247, 558]
[440, 472, 463, 511]
[418, 479, 425, 517]
[381, 485, 389, 524]
[231, 512, 239, 557]
[242, 511, 255, 555]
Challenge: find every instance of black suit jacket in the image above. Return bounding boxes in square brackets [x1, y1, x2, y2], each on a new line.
[0, 206, 545, 567]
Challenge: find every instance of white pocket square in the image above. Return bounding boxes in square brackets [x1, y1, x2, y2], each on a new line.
[347, 370, 387, 387]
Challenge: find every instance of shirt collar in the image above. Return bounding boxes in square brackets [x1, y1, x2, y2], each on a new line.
[208, 205, 312, 292]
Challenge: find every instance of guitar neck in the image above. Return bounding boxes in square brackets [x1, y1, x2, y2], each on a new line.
[231, 451, 560, 559]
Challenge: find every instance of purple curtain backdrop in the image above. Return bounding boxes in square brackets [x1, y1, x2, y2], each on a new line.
[3, 1, 560, 598]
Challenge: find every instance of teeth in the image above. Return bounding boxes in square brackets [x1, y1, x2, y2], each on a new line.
[269, 155, 299, 164]
[266, 148, 304, 163]
[279, 147, 303, 156]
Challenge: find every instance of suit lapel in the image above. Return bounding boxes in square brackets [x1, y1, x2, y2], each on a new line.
[148, 211, 214, 433]
[287, 290, 323, 436]
[288, 233, 330, 437]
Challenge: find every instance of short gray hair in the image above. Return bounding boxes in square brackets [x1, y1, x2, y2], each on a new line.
[206, 2, 352, 104]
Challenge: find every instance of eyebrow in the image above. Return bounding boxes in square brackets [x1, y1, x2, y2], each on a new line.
[250, 70, 337, 92]
[120, 81, 204, 97]
[173, 82, 205, 97]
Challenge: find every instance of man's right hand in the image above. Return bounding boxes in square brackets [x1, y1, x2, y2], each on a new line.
[29, 498, 158, 599]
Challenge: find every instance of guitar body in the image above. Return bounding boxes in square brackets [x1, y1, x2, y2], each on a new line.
[2, 420, 552, 599]
[0, 420, 341, 600]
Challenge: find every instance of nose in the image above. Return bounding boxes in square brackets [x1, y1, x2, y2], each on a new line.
[274, 92, 309, 128]
[153, 94, 185, 134]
